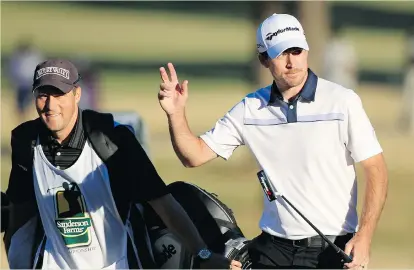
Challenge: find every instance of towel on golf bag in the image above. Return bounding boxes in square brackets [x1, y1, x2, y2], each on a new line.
[144, 181, 252, 269]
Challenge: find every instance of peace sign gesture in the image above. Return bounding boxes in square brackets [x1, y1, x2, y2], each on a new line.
[158, 63, 189, 116]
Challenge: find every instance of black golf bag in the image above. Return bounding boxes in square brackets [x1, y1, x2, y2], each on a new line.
[144, 181, 252, 269]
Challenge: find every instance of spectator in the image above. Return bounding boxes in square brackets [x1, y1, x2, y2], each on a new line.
[322, 30, 359, 91]
[400, 27, 414, 134]
[73, 57, 100, 110]
[8, 37, 44, 121]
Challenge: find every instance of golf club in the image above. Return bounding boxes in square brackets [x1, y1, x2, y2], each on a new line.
[257, 170, 353, 264]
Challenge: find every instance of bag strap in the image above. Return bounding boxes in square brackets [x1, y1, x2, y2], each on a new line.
[128, 205, 157, 269]
[82, 109, 118, 161]
[83, 109, 133, 223]
[83, 109, 156, 269]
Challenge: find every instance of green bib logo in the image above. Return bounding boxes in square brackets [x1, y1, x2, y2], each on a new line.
[55, 183, 92, 248]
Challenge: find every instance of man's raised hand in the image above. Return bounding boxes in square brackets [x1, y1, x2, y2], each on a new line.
[158, 63, 188, 116]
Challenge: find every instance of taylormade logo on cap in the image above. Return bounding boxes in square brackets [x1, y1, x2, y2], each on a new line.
[256, 13, 309, 59]
[265, 26, 300, 41]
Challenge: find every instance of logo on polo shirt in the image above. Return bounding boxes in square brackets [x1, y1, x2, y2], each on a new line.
[36, 66, 70, 80]
[54, 182, 92, 248]
[265, 26, 300, 41]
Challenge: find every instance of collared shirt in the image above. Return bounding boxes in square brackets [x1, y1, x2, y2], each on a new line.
[39, 109, 86, 170]
[268, 69, 317, 105]
[267, 69, 318, 123]
[200, 69, 383, 239]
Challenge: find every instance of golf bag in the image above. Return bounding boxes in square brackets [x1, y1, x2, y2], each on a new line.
[144, 181, 252, 269]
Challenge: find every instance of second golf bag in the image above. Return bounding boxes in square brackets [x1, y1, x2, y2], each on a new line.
[144, 181, 252, 269]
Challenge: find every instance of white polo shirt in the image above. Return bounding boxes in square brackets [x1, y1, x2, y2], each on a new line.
[200, 69, 382, 240]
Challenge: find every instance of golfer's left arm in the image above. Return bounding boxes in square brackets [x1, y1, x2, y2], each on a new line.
[345, 91, 389, 240]
[343, 91, 389, 268]
[357, 153, 388, 241]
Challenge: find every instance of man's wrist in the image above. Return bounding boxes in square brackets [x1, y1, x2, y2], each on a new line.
[356, 226, 374, 241]
[166, 109, 185, 119]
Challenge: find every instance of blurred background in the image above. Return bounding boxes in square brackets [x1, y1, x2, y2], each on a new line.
[1, 1, 414, 268]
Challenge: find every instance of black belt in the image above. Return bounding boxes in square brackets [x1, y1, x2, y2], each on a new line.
[264, 232, 353, 248]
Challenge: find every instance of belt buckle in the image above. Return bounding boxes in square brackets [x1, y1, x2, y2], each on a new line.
[292, 238, 309, 248]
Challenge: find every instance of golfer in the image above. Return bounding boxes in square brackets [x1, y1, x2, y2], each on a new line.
[158, 13, 388, 269]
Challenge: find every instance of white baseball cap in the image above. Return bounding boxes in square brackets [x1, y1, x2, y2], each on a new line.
[256, 13, 309, 59]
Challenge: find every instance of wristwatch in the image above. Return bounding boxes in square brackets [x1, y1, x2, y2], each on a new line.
[196, 248, 212, 261]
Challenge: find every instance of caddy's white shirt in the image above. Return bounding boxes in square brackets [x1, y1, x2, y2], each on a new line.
[33, 139, 129, 269]
[200, 75, 383, 240]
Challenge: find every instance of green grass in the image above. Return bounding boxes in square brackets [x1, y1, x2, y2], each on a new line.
[0, 2, 253, 63]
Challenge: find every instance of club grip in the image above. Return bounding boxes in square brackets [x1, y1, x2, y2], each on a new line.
[257, 170, 277, 201]
[341, 252, 353, 263]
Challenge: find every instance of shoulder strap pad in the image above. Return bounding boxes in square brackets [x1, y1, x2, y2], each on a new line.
[82, 109, 118, 162]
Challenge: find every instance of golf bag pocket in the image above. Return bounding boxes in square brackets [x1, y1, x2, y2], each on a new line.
[149, 227, 193, 269]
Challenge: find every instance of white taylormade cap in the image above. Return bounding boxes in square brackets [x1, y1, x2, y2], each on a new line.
[256, 13, 309, 59]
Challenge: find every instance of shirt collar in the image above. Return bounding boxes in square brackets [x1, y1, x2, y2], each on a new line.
[268, 68, 318, 105]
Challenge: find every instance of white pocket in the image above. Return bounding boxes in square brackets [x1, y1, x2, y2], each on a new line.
[8, 217, 38, 269]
